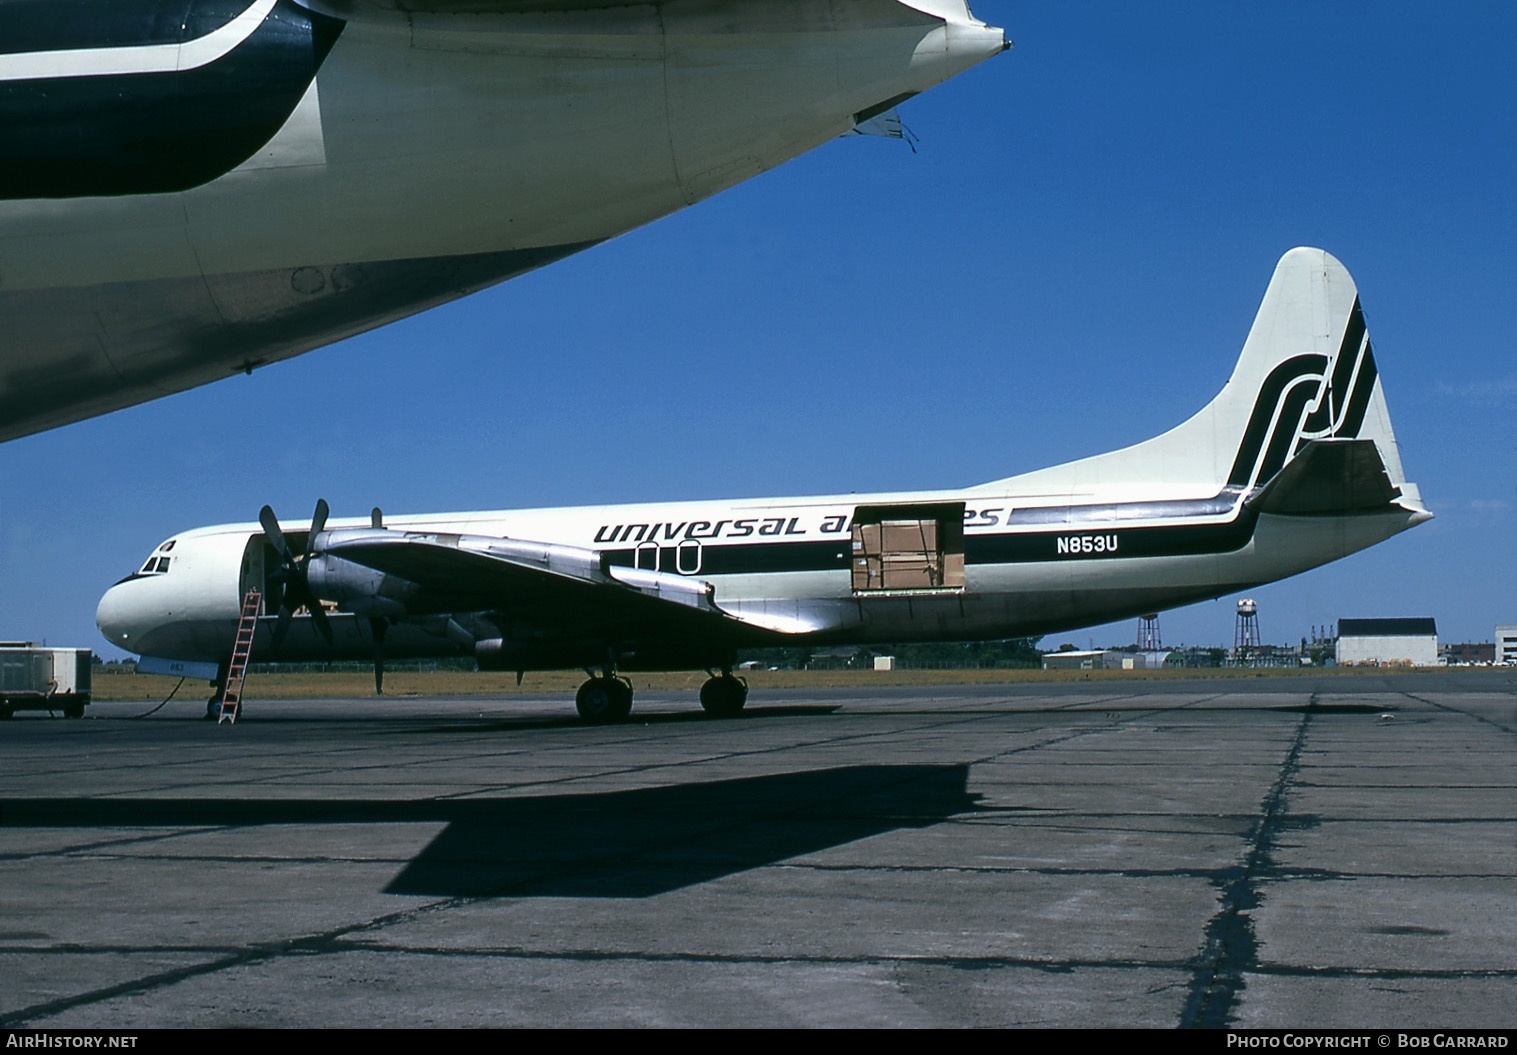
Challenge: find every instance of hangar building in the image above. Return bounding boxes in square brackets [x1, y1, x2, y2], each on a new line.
[1336, 618, 1438, 667]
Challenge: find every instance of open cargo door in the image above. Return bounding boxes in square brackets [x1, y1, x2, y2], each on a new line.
[850, 502, 965, 592]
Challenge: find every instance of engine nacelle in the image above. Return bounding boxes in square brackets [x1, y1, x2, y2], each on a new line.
[306, 530, 416, 617]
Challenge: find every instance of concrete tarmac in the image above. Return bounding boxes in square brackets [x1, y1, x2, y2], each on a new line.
[2, 671, 1514, 1028]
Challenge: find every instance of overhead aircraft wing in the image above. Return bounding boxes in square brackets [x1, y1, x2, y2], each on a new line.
[306, 0, 968, 16]
[306, 0, 667, 12]
[315, 529, 793, 639]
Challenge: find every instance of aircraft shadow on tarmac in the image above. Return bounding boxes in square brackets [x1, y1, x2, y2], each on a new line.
[1, 764, 984, 898]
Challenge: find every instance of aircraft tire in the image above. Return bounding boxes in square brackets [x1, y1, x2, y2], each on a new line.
[0, 700, 13, 720]
[576, 677, 633, 723]
[699, 675, 748, 718]
[63, 701, 85, 719]
[205, 698, 222, 721]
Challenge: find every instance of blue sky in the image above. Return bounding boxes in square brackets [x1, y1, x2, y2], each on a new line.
[3, 2, 1514, 656]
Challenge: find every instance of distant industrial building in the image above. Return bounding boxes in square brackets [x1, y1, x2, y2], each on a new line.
[1336, 618, 1438, 667]
[1441, 642, 1495, 666]
[1497, 626, 1517, 666]
[1043, 649, 1168, 671]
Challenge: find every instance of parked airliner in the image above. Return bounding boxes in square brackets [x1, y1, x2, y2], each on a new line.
[97, 249, 1430, 721]
[0, 0, 1005, 442]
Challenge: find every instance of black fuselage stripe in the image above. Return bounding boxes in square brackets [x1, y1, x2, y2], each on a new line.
[600, 512, 1260, 577]
[604, 541, 848, 576]
[966, 514, 1257, 563]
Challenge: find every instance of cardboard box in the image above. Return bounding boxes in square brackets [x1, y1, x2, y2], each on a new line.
[880, 520, 935, 554]
[881, 564, 940, 590]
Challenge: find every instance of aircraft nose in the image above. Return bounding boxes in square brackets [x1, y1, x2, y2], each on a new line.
[96, 580, 143, 649]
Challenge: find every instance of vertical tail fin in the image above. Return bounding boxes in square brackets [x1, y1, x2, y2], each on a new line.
[983, 248, 1418, 504]
[1220, 249, 1407, 493]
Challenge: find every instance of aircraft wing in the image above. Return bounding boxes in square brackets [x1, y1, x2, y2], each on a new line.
[315, 529, 780, 640]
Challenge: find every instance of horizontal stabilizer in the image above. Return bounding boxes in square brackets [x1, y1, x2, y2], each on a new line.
[1245, 439, 1401, 516]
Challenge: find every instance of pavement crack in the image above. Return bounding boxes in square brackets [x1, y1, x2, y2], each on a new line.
[1179, 694, 1314, 1028]
[1400, 692, 1517, 737]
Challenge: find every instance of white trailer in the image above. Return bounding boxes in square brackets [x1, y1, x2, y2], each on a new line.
[0, 643, 92, 718]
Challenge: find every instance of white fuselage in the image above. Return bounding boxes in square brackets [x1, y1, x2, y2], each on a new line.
[96, 480, 1427, 670]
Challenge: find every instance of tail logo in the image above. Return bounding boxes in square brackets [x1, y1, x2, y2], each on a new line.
[1226, 299, 1378, 490]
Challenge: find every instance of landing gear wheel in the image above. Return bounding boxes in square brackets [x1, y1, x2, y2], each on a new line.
[63, 701, 84, 719]
[0, 701, 13, 720]
[205, 697, 222, 721]
[575, 676, 633, 723]
[699, 675, 748, 718]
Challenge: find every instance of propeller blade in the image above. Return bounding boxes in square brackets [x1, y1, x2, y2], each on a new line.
[260, 505, 291, 561]
[307, 498, 329, 555]
[272, 605, 292, 653]
[308, 600, 333, 646]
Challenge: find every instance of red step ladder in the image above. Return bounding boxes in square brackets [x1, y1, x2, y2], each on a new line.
[218, 590, 261, 724]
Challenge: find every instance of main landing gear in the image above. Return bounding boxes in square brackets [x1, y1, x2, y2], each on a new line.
[575, 675, 634, 724]
[570, 669, 749, 723]
[699, 671, 748, 718]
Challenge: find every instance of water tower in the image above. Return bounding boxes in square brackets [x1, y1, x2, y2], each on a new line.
[1137, 613, 1162, 652]
[1234, 599, 1261, 665]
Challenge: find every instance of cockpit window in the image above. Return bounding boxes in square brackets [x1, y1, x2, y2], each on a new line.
[160, 540, 176, 552]
[139, 554, 172, 575]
